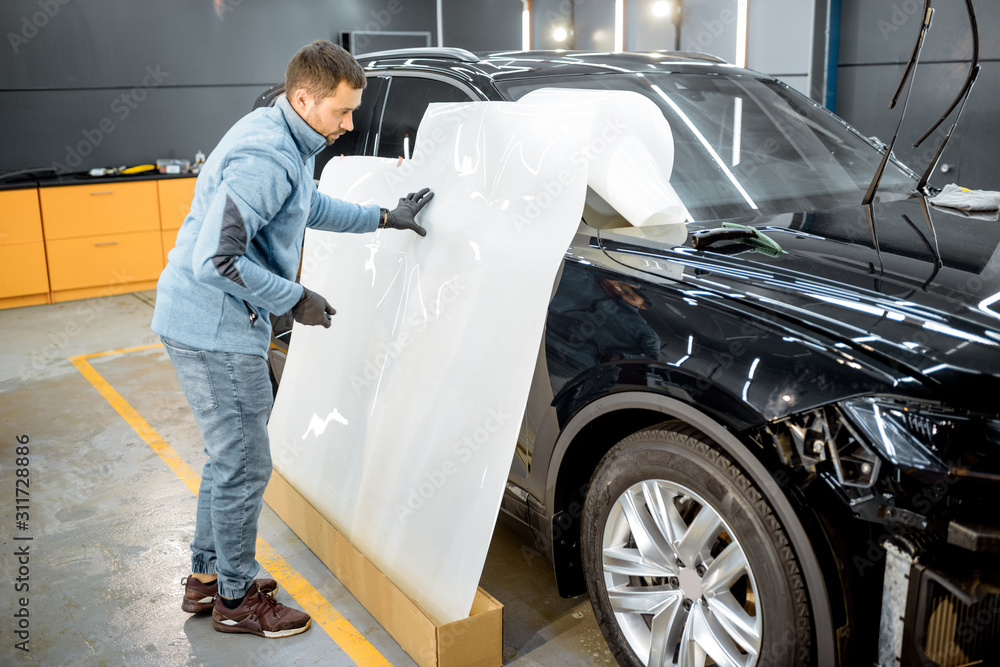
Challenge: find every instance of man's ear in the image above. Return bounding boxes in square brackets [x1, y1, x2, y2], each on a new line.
[289, 87, 312, 111]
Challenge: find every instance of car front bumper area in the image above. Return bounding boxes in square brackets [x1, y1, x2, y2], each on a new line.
[879, 523, 1000, 667]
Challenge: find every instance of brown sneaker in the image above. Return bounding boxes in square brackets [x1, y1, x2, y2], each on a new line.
[181, 576, 278, 614]
[211, 583, 311, 638]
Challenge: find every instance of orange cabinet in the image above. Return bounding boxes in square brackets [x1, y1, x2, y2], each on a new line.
[46, 231, 163, 292]
[1, 188, 44, 244]
[39, 181, 160, 239]
[161, 229, 180, 263]
[39, 181, 163, 302]
[0, 243, 49, 301]
[157, 178, 196, 230]
[157, 177, 195, 263]
[0, 188, 50, 307]
[0, 178, 196, 309]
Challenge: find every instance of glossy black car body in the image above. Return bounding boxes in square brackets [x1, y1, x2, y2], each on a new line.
[264, 49, 1000, 666]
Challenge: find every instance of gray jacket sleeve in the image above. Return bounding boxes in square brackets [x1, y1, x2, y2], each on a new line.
[306, 190, 381, 233]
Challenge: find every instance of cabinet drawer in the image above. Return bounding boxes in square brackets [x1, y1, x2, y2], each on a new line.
[47, 230, 163, 291]
[40, 181, 159, 239]
[158, 178, 196, 231]
[0, 241, 49, 298]
[0, 188, 43, 245]
[161, 229, 180, 264]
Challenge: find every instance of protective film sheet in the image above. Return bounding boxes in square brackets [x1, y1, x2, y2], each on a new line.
[268, 89, 686, 624]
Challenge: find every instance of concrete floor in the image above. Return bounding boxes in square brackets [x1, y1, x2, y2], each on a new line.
[0, 291, 616, 666]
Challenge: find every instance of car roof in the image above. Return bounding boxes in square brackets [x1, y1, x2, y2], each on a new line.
[355, 48, 743, 84]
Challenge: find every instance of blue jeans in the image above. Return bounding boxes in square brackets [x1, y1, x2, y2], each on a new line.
[161, 337, 273, 600]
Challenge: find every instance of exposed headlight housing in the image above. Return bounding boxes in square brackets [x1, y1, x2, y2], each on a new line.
[840, 397, 1000, 478]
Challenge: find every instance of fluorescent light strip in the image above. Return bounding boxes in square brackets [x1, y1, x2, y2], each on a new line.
[522, 1, 531, 51]
[736, 0, 748, 67]
[650, 84, 758, 210]
[614, 0, 624, 52]
[437, 0, 444, 46]
[732, 97, 742, 166]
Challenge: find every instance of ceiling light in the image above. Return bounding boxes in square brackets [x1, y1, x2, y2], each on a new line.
[652, 1, 671, 18]
[552, 26, 568, 42]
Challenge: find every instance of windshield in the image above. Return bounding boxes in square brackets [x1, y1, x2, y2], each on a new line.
[498, 73, 917, 222]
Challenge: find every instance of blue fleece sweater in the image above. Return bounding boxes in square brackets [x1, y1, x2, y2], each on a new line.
[151, 95, 380, 357]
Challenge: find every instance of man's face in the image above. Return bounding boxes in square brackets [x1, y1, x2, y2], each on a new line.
[294, 82, 363, 146]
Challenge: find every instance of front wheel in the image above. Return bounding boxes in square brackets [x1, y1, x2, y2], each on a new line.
[582, 422, 814, 667]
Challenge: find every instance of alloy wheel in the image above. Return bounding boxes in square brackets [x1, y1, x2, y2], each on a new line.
[602, 479, 762, 667]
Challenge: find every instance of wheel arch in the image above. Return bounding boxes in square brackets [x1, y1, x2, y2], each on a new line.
[545, 391, 838, 667]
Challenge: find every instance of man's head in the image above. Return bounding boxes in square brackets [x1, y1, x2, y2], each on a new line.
[285, 41, 366, 146]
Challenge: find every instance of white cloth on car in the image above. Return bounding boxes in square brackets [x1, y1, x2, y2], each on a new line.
[929, 183, 1000, 220]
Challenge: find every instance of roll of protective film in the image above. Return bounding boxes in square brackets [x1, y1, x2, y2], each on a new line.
[520, 88, 687, 230]
[268, 90, 686, 624]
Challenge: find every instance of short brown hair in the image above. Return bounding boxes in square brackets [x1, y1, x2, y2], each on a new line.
[285, 40, 366, 99]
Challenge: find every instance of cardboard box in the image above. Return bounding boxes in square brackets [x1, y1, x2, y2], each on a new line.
[264, 470, 503, 667]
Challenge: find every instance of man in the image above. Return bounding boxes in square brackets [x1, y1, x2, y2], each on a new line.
[152, 40, 432, 638]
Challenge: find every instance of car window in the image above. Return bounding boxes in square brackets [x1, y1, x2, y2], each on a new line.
[314, 76, 386, 178]
[376, 77, 473, 159]
[497, 74, 918, 222]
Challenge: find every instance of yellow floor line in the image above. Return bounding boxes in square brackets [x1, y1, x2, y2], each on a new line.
[70, 348, 201, 496]
[70, 345, 392, 666]
[80, 342, 164, 360]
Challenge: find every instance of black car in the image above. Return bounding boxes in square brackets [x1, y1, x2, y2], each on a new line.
[263, 48, 1000, 667]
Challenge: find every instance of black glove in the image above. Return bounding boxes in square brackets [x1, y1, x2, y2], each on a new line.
[382, 187, 434, 237]
[291, 286, 336, 328]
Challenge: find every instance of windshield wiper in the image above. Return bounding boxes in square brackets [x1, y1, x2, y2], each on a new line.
[862, 0, 934, 207]
[915, 0, 980, 193]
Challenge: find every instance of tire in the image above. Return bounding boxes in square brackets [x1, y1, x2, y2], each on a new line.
[582, 421, 813, 667]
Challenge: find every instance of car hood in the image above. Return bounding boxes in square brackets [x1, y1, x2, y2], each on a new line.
[597, 198, 1000, 413]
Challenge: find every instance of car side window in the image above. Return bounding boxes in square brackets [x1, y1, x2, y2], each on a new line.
[314, 76, 386, 179]
[376, 77, 473, 159]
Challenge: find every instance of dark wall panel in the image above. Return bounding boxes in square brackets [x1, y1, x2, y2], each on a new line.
[573, 0, 614, 51]
[530, 0, 575, 50]
[442, 0, 521, 52]
[838, 0, 999, 65]
[0, 0, 437, 171]
[625, 0, 678, 53]
[2, 86, 264, 171]
[1, 0, 438, 89]
[676, 0, 738, 64]
[835, 0, 998, 190]
[836, 60, 999, 190]
[530, 0, 613, 51]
